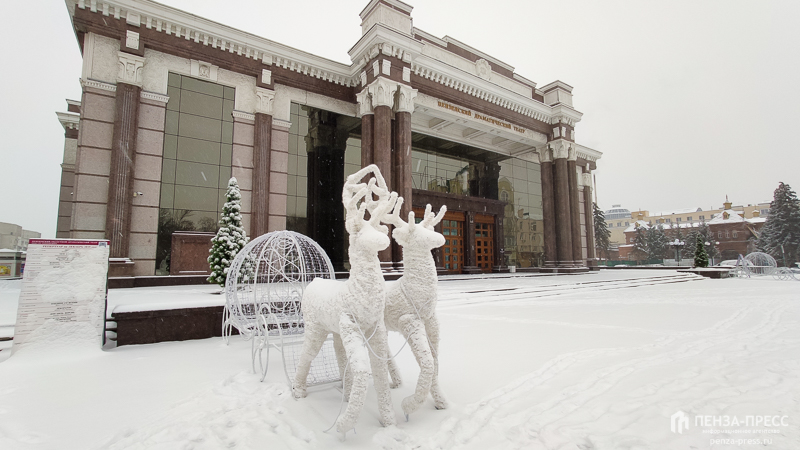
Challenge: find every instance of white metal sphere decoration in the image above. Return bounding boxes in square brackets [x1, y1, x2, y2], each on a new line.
[743, 252, 777, 276]
[224, 230, 341, 385]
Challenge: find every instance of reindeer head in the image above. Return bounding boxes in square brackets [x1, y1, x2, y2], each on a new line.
[385, 200, 447, 251]
[342, 164, 398, 253]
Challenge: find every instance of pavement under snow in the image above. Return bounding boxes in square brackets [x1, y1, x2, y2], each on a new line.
[0, 270, 798, 449]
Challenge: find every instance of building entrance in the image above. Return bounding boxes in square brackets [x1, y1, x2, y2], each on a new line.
[442, 211, 465, 274]
[475, 213, 495, 272]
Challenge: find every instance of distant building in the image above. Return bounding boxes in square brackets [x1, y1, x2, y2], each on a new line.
[0, 222, 41, 252]
[605, 200, 770, 249]
[617, 199, 766, 262]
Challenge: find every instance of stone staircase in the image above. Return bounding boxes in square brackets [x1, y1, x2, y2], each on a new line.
[438, 272, 705, 307]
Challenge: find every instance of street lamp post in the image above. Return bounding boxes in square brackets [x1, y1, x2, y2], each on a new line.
[704, 241, 720, 266]
[671, 239, 685, 266]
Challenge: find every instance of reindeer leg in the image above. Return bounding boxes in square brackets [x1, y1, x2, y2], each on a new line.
[398, 313, 434, 417]
[427, 314, 448, 409]
[387, 349, 402, 389]
[332, 332, 352, 400]
[336, 313, 370, 435]
[292, 321, 328, 398]
[367, 321, 396, 426]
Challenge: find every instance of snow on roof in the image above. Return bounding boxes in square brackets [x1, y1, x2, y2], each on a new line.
[623, 220, 650, 233]
[661, 222, 701, 230]
[746, 217, 767, 224]
[655, 207, 703, 215]
[707, 209, 745, 224]
[0, 248, 21, 253]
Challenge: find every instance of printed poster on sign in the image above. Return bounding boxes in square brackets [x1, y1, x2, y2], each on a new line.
[12, 239, 110, 353]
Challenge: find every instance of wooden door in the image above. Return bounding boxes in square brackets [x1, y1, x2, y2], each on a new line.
[475, 214, 495, 272]
[440, 210, 465, 274]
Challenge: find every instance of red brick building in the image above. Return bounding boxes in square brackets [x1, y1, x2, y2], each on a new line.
[618, 200, 765, 262]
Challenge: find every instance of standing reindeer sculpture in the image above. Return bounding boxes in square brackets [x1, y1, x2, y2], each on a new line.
[383, 200, 449, 418]
[293, 165, 398, 437]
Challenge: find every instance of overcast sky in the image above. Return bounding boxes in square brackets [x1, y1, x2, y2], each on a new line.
[2, 0, 799, 237]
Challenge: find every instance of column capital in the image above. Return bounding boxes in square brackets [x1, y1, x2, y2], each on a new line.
[394, 84, 417, 114]
[549, 140, 569, 160]
[255, 87, 275, 115]
[368, 77, 398, 109]
[537, 146, 553, 164]
[356, 89, 374, 117]
[582, 172, 593, 188]
[117, 51, 145, 86]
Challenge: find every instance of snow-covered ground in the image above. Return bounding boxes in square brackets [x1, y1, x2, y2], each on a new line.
[0, 270, 798, 449]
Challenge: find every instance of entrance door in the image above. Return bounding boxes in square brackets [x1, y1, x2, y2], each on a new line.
[475, 214, 495, 272]
[441, 211, 465, 274]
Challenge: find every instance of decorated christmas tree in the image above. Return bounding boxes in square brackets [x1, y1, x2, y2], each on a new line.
[693, 234, 709, 268]
[208, 178, 249, 288]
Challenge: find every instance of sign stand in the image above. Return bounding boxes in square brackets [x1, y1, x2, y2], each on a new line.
[12, 239, 110, 353]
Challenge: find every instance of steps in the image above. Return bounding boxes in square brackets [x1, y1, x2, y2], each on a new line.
[438, 273, 704, 308]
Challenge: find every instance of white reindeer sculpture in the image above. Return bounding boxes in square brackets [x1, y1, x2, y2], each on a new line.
[383, 199, 449, 418]
[293, 164, 398, 436]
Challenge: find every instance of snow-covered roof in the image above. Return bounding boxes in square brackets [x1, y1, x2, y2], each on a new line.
[0, 248, 21, 253]
[746, 217, 767, 224]
[707, 209, 745, 224]
[655, 207, 703, 215]
[623, 220, 650, 233]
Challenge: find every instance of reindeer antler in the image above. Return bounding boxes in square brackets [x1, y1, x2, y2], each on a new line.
[342, 164, 399, 232]
[384, 196, 408, 228]
[421, 205, 447, 229]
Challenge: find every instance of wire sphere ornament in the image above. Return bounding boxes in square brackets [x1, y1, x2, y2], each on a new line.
[743, 252, 778, 276]
[224, 230, 342, 387]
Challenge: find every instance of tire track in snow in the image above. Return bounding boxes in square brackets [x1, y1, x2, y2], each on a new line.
[503, 304, 793, 449]
[423, 305, 761, 449]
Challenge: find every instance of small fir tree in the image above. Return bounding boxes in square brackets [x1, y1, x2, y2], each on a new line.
[684, 223, 718, 262]
[632, 225, 649, 262]
[646, 223, 670, 261]
[757, 182, 800, 266]
[593, 203, 612, 260]
[693, 234, 709, 268]
[208, 178, 249, 288]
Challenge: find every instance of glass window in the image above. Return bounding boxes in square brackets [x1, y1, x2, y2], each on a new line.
[157, 73, 234, 275]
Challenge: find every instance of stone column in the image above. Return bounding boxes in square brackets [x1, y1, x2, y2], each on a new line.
[582, 169, 596, 261]
[567, 148, 583, 266]
[306, 110, 348, 271]
[356, 89, 374, 169]
[106, 52, 145, 266]
[539, 148, 557, 268]
[551, 141, 573, 268]
[251, 88, 275, 238]
[392, 85, 417, 268]
[369, 78, 397, 269]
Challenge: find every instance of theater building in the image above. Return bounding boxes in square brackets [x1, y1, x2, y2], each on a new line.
[56, 0, 602, 278]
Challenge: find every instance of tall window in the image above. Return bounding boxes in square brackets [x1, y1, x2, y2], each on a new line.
[156, 73, 235, 274]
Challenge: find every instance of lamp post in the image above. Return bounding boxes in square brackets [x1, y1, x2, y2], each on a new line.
[705, 240, 720, 266]
[670, 239, 685, 266]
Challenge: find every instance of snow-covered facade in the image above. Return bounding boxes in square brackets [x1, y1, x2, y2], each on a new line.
[55, 0, 602, 278]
